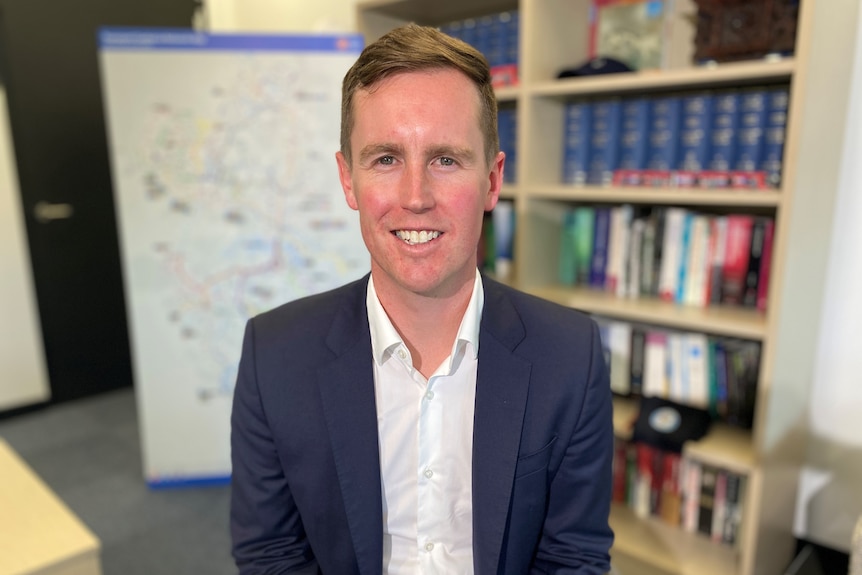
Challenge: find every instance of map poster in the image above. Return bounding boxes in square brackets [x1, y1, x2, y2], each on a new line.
[98, 28, 368, 487]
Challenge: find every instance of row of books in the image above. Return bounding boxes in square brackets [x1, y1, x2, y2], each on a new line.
[563, 85, 790, 188]
[559, 205, 775, 311]
[614, 439, 746, 547]
[596, 317, 760, 427]
[498, 108, 517, 184]
[439, 11, 519, 87]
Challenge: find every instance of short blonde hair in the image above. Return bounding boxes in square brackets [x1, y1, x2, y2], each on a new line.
[340, 23, 499, 167]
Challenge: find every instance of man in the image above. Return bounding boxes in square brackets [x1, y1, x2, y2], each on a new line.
[230, 23, 614, 574]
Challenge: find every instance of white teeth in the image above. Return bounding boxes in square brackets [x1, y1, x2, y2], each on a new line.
[396, 230, 440, 245]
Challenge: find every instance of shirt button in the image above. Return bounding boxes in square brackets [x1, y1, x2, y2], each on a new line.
[425, 390, 434, 400]
[397, 349, 407, 360]
[425, 542, 435, 552]
[424, 468, 433, 479]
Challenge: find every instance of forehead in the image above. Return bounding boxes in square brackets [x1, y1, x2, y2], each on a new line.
[352, 68, 482, 125]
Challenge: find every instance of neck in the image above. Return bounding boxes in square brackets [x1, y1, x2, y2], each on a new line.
[374, 273, 476, 378]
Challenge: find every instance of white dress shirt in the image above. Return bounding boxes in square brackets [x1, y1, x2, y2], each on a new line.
[366, 271, 483, 575]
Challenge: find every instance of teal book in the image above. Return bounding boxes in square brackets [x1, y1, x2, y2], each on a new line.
[559, 209, 578, 285]
[573, 206, 595, 285]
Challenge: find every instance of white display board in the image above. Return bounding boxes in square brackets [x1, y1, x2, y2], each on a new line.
[99, 29, 367, 487]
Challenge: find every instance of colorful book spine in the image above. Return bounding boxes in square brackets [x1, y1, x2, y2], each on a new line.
[742, 217, 769, 308]
[720, 215, 754, 305]
[590, 206, 612, 288]
[573, 206, 596, 285]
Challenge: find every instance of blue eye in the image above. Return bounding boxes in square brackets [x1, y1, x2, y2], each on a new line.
[439, 157, 455, 166]
[378, 155, 394, 165]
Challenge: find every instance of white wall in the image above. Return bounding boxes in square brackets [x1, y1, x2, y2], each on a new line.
[0, 88, 50, 411]
[793, 1, 862, 550]
[205, 0, 359, 33]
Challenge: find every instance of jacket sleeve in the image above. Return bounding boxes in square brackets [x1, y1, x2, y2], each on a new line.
[230, 319, 320, 574]
[532, 320, 615, 574]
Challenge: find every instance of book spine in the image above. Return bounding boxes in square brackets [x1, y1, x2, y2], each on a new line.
[618, 97, 651, 175]
[558, 209, 577, 285]
[588, 98, 622, 186]
[574, 206, 595, 285]
[629, 324, 647, 396]
[708, 216, 728, 305]
[643, 329, 669, 398]
[658, 207, 687, 301]
[707, 90, 740, 185]
[677, 92, 714, 182]
[742, 217, 768, 308]
[734, 88, 768, 173]
[720, 215, 754, 305]
[590, 207, 612, 288]
[563, 100, 593, 185]
[698, 465, 719, 537]
[712, 469, 729, 543]
[761, 86, 789, 188]
[723, 472, 745, 545]
[646, 95, 682, 178]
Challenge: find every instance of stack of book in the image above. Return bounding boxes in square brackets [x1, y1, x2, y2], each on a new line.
[439, 10, 520, 87]
[613, 438, 746, 547]
[562, 85, 789, 189]
[559, 205, 775, 312]
[595, 317, 760, 428]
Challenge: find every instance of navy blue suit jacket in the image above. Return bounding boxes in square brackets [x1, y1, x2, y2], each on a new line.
[230, 274, 614, 574]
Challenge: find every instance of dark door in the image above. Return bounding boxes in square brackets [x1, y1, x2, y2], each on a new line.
[0, 0, 197, 402]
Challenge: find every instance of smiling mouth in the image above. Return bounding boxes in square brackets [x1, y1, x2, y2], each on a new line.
[394, 230, 441, 245]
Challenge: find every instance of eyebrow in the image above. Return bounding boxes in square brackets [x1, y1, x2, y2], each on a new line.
[357, 143, 478, 165]
[357, 143, 403, 165]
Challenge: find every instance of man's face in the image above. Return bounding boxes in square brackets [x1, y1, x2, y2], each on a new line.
[336, 68, 504, 299]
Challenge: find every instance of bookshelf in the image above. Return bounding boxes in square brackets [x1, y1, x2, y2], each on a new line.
[357, 0, 859, 573]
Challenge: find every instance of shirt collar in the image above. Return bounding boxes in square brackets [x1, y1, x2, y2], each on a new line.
[366, 270, 484, 366]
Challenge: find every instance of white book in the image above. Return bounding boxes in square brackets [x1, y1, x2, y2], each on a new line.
[657, 207, 687, 301]
[643, 330, 669, 398]
[627, 218, 645, 299]
[684, 214, 711, 306]
[685, 333, 710, 408]
[667, 331, 686, 403]
[608, 321, 632, 395]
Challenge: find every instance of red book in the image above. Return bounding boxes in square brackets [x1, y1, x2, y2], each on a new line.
[719, 215, 754, 305]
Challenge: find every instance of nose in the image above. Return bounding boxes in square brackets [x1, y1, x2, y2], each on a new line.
[400, 162, 435, 213]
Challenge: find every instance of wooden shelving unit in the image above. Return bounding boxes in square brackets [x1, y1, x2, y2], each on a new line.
[357, 1, 859, 573]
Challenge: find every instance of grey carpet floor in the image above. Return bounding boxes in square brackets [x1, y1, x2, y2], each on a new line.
[0, 387, 236, 575]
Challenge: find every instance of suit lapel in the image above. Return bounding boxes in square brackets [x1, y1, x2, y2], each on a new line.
[473, 279, 532, 574]
[317, 278, 383, 575]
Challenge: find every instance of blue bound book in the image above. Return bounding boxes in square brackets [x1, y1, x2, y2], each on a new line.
[587, 98, 622, 186]
[563, 100, 593, 185]
[734, 88, 768, 172]
[619, 97, 650, 172]
[761, 86, 790, 188]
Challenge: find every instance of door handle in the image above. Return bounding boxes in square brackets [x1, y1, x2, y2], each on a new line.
[34, 201, 74, 223]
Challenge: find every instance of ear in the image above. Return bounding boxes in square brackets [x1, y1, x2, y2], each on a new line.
[336, 151, 358, 211]
[484, 150, 505, 211]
